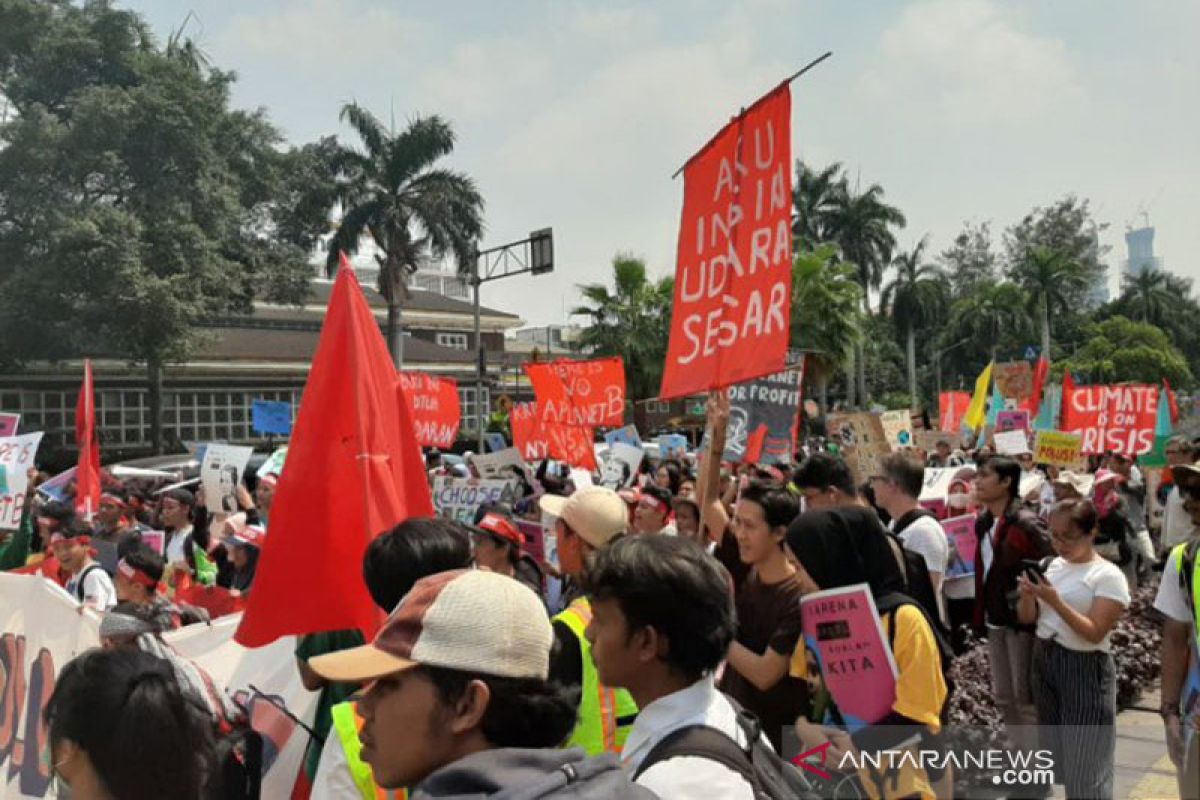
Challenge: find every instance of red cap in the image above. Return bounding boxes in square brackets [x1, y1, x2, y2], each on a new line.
[477, 513, 523, 546]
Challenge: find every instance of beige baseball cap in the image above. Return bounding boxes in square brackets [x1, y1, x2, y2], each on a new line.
[1051, 470, 1094, 498]
[308, 570, 552, 683]
[539, 486, 629, 548]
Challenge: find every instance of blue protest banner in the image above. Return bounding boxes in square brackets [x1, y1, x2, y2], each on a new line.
[252, 399, 293, 436]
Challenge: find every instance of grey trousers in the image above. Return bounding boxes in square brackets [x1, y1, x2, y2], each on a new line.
[987, 626, 1040, 753]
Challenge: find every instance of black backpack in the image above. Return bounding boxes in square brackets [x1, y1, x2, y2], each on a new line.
[72, 563, 107, 602]
[632, 696, 821, 800]
[887, 510, 953, 643]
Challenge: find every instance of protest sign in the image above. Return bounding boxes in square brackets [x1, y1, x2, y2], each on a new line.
[943, 514, 978, 581]
[257, 446, 287, 478]
[1032, 430, 1086, 470]
[599, 443, 643, 489]
[35, 466, 74, 502]
[0, 433, 43, 530]
[0, 413, 18, 437]
[915, 430, 956, 453]
[510, 402, 596, 470]
[939, 391, 971, 433]
[604, 424, 643, 448]
[569, 468, 594, 490]
[398, 372, 461, 449]
[657, 434, 688, 461]
[516, 520, 551, 567]
[994, 361, 1034, 400]
[468, 447, 539, 499]
[880, 409, 914, 449]
[526, 357, 625, 427]
[722, 356, 805, 464]
[199, 443, 253, 514]
[1061, 382, 1159, 455]
[431, 476, 518, 523]
[140, 529, 165, 555]
[799, 584, 899, 732]
[0, 574, 315, 800]
[659, 84, 792, 399]
[996, 409, 1030, 434]
[994, 429, 1031, 456]
[825, 413, 889, 484]
[251, 399, 293, 436]
[485, 432, 508, 453]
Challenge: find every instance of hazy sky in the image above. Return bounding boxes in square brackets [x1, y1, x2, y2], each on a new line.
[134, 0, 1199, 327]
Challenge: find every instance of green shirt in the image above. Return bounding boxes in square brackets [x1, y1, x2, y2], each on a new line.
[296, 629, 366, 779]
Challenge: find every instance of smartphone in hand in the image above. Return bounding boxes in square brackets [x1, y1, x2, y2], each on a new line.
[1020, 559, 1046, 583]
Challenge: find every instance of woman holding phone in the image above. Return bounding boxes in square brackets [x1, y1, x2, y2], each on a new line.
[1017, 498, 1130, 799]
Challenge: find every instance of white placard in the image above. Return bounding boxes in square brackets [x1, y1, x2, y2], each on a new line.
[200, 443, 254, 514]
[0, 432, 44, 529]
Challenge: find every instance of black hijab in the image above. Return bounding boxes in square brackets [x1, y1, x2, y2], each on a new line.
[786, 506, 905, 598]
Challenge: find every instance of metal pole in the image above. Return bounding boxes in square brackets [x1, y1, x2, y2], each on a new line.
[473, 262, 484, 452]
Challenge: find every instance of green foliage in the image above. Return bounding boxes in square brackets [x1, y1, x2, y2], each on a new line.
[1003, 195, 1107, 308]
[791, 244, 863, 405]
[939, 221, 997, 298]
[1059, 316, 1192, 387]
[571, 254, 673, 401]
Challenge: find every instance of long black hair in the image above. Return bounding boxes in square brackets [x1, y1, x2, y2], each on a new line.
[45, 648, 217, 800]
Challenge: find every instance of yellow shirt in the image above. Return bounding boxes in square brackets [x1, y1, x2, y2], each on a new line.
[790, 604, 948, 800]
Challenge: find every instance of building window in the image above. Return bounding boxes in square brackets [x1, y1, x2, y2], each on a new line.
[645, 400, 670, 414]
[459, 386, 490, 434]
[436, 333, 469, 350]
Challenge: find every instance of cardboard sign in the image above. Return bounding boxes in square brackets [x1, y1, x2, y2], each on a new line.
[659, 85, 793, 399]
[599, 443, 644, 489]
[0, 433, 44, 529]
[1061, 383, 1159, 455]
[1032, 431, 1086, 470]
[994, 429, 1031, 456]
[825, 413, 889, 484]
[657, 434, 689, 461]
[994, 361, 1034, 401]
[942, 514, 978, 581]
[0, 413, 19, 437]
[880, 410, 914, 449]
[398, 372, 461, 449]
[431, 476, 517, 524]
[251, 400, 292, 436]
[915, 430, 956, 453]
[799, 584, 899, 732]
[722, 355, 805, 464]
[526, 357, 625, 427]
[199, 444, 254, 514]
[604, 425, 643, 448]
[510, 402, 596, 470]
[996, 409, 1030, 434]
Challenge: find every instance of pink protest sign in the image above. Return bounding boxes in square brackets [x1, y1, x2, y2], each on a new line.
[996, 410, 1030, 434]
[799, 584, 898, 732]
[943, 513, 978, 580]
[0, 413, 18, 437]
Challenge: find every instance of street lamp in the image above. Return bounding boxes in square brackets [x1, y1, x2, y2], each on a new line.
[471, 228, 554, 451]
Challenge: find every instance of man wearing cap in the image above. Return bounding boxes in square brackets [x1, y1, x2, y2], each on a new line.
[541, 487, 640, 757]
[53, 520, 117, 610]
[1155, 462, 1200, 798]
[307, 570, 649, 798]
[470, 511, 545, 600]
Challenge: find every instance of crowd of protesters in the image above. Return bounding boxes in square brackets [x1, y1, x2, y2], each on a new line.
[4, 401, 1200, 800]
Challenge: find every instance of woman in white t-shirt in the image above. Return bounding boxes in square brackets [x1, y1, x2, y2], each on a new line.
[1017, 498, 1130, 800]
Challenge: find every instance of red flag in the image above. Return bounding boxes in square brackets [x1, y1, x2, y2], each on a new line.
[398, 372, 461, 448]
[235, 257, 434, 648]
[660, 84, 793, 399]
[526, 357, 626, 427]
[1021, 356, 1049, 415]
[511, 402, 597, 470]
[938, 391, 971, 432]
[1164, 377, 1180, 425]
[74, 359, 101, 519]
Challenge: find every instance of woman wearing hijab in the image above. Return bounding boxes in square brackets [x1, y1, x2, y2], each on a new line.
[786, 506, 949, 800]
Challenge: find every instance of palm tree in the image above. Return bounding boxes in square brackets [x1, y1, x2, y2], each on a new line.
[1121, 268, 1174, 325]
[1008, 246, 1090, 359]
[572, 254, 674, 422]
[326, 103, 484, 367]
[825, 179, 906, 406]
[791, 244, 863, 411]
[792, 160, 843, 253]
[947, 281, 1032, 363]
[881, 237, 948, 409]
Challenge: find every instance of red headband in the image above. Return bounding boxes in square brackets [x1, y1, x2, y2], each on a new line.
[49, 532, 90, 546]
[117, 559, 158, 589]
[638, 494, 669, 514]
[100, 493, 127, 509]
[259, 474, 278, 488]
[478, 513, 523, 546]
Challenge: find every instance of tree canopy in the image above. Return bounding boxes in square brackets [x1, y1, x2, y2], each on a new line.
[1059, 316, 1193, 387]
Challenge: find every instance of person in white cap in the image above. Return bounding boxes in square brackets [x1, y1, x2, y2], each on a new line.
[540, 488, 640, 757]
[308, 570, 652, 799]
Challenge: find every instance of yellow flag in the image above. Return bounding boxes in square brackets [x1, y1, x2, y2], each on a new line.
[963, 361, 994, 432]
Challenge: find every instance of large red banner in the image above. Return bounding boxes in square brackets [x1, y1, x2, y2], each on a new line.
[939, 391, 971, 432]
[398, 372, 461, 449]
[510, 402, 596, 470]
[1061, 383, 1159, 455]
[525, 357, 625, 427]
[659, 84, 793, 399]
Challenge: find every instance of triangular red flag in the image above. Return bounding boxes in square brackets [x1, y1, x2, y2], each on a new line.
[1164, 377, 1179, 425]
[1059, 369, 1077, 430]
[235, 257, 434, 648]
[74, 359, 101, 520]
[1021, 356, 1050, 415]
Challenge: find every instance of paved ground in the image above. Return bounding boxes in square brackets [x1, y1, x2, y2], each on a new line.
[1114, 688, 1183, 800]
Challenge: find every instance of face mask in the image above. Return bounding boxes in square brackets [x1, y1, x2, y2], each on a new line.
[948, 492, 971, 509]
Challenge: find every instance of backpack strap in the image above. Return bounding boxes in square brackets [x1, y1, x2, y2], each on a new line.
[892, 508, 934, 536]
[74, 563, 105, 602]
[632, 724, 759, 790]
